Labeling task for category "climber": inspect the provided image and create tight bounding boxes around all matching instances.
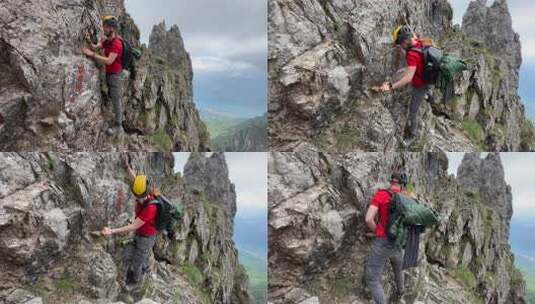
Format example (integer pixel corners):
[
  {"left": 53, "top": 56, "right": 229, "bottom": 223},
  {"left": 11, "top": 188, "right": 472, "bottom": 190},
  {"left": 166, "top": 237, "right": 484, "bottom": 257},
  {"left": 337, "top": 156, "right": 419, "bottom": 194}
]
[
  {"left": 364, "top": 172, "right": 407, "bottom": 304},
  {"left": 82, "top": 15, "right": 125, "bottom": 137},
  {"left": 375, "top": 25, "right": 433, "bottom": 147},
  {"left": 100, "top": 161, "right": 158, "bottom": 288}
]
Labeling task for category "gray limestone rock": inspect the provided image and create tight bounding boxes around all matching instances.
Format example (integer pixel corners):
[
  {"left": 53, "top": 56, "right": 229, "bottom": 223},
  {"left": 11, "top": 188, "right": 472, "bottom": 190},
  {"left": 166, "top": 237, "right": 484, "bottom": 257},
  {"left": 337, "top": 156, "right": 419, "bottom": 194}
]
[
  {"left": 0, "top": 152, "right": 251, "bottom": 303},
  {"left": 268, "top": 152, "right": 526, "bottom": 303},
  {"left": 268, "top": 0, "right": 535, "bottom": 152}
]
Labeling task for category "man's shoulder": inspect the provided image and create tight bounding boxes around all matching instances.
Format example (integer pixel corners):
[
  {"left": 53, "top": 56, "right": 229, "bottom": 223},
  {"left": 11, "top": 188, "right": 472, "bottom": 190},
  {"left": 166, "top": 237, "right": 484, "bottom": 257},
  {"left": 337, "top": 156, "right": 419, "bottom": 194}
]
[
  {"left": 112, "top": 37, "right": 123, "bottom": 48},
  {"left": 373, "top": 189, "right": 391, "bottom": 200},
  {"left": 406, "top": 48, "right": 423, "bottom": 58},
  {"left": 103, "top": 37, "right": 122, "bottom": 49}
]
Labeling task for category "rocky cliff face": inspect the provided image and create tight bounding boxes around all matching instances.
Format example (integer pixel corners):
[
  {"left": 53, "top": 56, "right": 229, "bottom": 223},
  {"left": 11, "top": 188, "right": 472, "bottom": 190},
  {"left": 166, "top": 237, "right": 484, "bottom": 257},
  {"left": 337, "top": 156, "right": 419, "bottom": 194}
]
[
  {"left": 212, "top": 114, "right": 268, "bottom": 152},
  {"left": 184, "top": 153, "right": 237, "bottom": 218},
  {"left": 268, "top": 152, "right": 526, "bottom": 303},
  {"left": 0, "top": 152, "right": 251, "bottom": 304},
  {"left": 268, "top": 0, "right": 535, "bottom": 152},
  {"left": 0, "top": 0, "right": 209, "bottom": 151}
]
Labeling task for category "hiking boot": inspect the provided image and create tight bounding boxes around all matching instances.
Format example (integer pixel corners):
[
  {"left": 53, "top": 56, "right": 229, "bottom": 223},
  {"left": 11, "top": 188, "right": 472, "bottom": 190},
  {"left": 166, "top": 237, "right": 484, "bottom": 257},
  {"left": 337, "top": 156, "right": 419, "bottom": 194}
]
[
  {"left": 142, "top": 265, "right": 150, "bottom": 275},
  {"left": 125, "top": 270, "right": 135, "bottom": 286},
  {"left": 106, "top": 126, "right": 124, "bottom": 137},
  {"left": 426, "top": 93, "right": 436, "bottom": 105},
  {"left": 125, "top": 282, "right": 137, "bottom": 292},
  {"left": 125, "top": 276, "right": 142, "bottom": 291},
  {"left": 402, "top": 136, "right": 416, "bottom": 147},
  {"left": 389, "top": 289, "right": 405, "bottom": 303}
]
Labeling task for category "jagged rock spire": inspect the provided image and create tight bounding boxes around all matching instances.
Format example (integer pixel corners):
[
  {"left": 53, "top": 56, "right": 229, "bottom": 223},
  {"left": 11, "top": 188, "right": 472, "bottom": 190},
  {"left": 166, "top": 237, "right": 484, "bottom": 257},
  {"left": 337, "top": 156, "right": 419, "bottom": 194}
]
[
  {"left": 184, "top": 153, "right": 238, "bottom": 218},
  {"left": 463, "top": 0, "right": 522, "bottom": 88},
  {"left": 457, "top": 153, "right": 513, "bottom": 235}
]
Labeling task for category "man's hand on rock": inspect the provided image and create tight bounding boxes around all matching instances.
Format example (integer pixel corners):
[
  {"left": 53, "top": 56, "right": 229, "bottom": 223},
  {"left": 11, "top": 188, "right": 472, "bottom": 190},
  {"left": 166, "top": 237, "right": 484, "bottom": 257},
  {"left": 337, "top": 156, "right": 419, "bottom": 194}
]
[
  {"left": 122, "top": 157, "right": 130, "bottom": 170},
  {"left": 365, "top": 232, "right": 375, "bottom": 238},
  {"left": 101, "top": 227, "right": 113, "bottom": 236},
  {"left": 380, "top": 82, "right": 392, "bottom": 92},
  {"left": 82, "top": 47, "right": 95, "bottom": 58}
]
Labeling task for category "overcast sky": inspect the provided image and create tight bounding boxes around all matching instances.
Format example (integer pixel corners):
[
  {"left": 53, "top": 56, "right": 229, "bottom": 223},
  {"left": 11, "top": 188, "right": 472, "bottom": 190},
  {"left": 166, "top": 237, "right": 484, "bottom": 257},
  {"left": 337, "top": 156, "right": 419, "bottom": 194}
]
[
  {"left": 447, "top": 153, "right": 535, "bottom": 219},
  {"left": 173, "top": 153, "right": 267, "bottom": 218},
  {"left": 449, "top": 0, "right": 535, "bottom": 120},
  {"left": 125, "top": 0, "right": 267, "bottom": 118}
]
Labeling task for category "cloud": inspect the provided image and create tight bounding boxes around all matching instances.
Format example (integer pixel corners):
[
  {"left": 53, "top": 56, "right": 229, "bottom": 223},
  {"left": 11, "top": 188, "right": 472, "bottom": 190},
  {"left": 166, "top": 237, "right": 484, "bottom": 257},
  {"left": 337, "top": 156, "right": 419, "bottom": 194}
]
[
  {"left": 509, "top": 2, "right": 535, "bottom": 60},
  {"left": 173, "top": 153, "right": 267, "bottom": 216},
  {"left": 448, "top": 0, "right": 471, "bottom": 25},
  {"left": 191, "top": 56, "right": 256, "bottom": 75},
  {"left": 185, "top": 35, "right": 267, "bottom": 68},
  {"left": 124, "top": 0, "right": 266, "bottom": 74}
]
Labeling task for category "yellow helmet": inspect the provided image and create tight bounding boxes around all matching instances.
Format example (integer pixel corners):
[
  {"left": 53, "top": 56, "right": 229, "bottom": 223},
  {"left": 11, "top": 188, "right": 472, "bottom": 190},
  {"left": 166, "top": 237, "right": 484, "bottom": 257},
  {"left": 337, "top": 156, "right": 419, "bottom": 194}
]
[
  {"left": 101, "top": 15, "right": 118, "bottom": 28},
  {"left": 132, "top": 175, "right": 150, "bottom": 197},
  {"left": 391, "top": 25, "right": 413, "bottom": 44}
]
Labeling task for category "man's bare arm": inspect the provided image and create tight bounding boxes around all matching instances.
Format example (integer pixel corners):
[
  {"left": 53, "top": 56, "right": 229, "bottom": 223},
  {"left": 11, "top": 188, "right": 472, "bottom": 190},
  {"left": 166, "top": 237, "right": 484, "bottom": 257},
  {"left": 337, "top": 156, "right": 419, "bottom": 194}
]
[
  {"left": 391, "top": 66, "right": 416, "bottom": 90},
  {"left": 365, "top": 205, "right": 379, "bottom": 232},
  {"left": 92, "top": 52, "right": 118, "bottom": 66},
  {"left": 101, "top": 218, "right": 145, "bottom": 236},
  {"left": 85, "top": 33, "right": 103, "bottom": 50},
  {"left": 122, "top": 157, "right": 136, "bottom": 181}
]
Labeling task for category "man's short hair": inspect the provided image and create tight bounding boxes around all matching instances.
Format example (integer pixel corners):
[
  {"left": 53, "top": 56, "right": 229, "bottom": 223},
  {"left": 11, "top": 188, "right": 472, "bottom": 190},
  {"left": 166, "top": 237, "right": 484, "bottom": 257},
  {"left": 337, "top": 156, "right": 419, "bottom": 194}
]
[{"left": 390, "top": 172, "right": 402, "bottom": 183}]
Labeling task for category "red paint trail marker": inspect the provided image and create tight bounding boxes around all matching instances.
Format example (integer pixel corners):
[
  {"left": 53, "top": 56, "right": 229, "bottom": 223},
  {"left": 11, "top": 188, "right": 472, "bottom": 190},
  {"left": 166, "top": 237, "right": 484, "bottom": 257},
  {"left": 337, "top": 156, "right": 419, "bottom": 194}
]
[{"left": 116, "top": 187, "right": 125, "bottom": 215}]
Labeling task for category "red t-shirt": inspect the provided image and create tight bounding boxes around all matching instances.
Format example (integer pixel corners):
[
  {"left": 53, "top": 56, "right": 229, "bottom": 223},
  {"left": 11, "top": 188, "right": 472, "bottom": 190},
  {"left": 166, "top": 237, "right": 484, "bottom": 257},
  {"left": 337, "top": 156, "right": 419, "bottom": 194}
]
[
  {"left": 102, "top": 37, "right": 123, "bottom": 74},
  {"left": 370, "top": 188, "right": 400, "bottom": 238},
  {"left": 135, "top": 194, "right": 158, "bottom": 236},
  {"left": 406, "top": 40, "right": 426, "bottom": 88}
]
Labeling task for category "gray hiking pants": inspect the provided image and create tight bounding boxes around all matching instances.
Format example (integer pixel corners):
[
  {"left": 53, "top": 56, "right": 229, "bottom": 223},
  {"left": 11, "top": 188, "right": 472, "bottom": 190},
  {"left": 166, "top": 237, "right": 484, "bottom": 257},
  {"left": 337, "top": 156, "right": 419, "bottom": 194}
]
[
  {"left": 125, "top": 234, "right": 156, "bottom": 283},
  {"left": 365, "top": 238, "right": 404, "bottom": 304},
  {"left": 407, "top": 85, "right": 431, "bottom": 137},
  {"left": 106, "top": 72, "right": 124, "bottom": 127}
]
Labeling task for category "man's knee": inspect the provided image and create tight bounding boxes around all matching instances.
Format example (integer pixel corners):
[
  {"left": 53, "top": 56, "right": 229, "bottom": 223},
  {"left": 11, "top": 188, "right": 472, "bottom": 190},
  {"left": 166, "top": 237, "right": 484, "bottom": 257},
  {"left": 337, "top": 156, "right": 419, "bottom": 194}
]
[{"left": 365, "top": 263, "right": 381, "bottom": 286}]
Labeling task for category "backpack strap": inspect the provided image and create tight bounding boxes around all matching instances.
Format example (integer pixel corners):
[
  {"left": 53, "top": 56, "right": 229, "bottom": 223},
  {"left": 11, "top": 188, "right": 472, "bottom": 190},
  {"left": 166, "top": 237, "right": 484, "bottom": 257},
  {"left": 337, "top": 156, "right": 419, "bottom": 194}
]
[
  {"left": 147, "top": 198, "right": 160, "bottom": 205},
  {"left": 409, "top": 47, "right": 423, "bottom": 54},
  {"left": 110, "top": 36, "right": 125, "bottom": 55},
  {"left": 408, "top": 47, "right": 427, "bottom": 66},
  {"left": 140, "top": 198, "right": 160, "bottom": 210}
]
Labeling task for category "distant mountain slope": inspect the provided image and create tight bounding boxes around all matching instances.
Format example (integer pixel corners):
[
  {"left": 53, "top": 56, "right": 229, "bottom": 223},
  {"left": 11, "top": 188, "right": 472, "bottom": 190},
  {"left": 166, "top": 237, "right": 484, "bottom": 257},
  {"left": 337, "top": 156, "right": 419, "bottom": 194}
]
[
  {"left": 200, "top": 110, "right": 247, "bottom": 139},
  {"left": 516, "top": 254, "right": 535, "bottom": 303},
  {"left": 234, "top": 210, "right": 267, "bottom": 304},
  {"left": 239, "top": 250, "right": 267, "bottom": 304},
  {"left": 212, "top": 114, "right": 267, "bottom": 151},
  {"left": 511, "top": 218, "right": 535, "bottom": 303}
]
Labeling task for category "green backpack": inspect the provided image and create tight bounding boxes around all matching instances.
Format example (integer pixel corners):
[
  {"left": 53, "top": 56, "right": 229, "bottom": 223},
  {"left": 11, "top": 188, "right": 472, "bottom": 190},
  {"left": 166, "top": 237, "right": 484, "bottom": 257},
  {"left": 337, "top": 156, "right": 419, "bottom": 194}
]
[
  {"left": 149, "top": 195, "right": 183, "bottom": 239},
  {"left": 387, "top": 192, "right": 440, "bottom": 248},
  {"left": 411, "top": 46, "right": 469, "bottom": 102}
]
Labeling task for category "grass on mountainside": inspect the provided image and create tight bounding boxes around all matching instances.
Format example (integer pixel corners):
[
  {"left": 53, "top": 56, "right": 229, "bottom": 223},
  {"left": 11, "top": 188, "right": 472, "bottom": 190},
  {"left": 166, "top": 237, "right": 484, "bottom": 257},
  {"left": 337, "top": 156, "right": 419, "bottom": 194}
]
[
  {"left": 201, "top": 115, "right": 246, "bottom": 139},
  {"left": 151, "top": 129, "right": 173, "bottom": 151},
  {"left": 461, "top": 119, "right": 484, "bottom": 148},
  {"left": 182, "top": 262, "right": 204, "bottom": 286},
  {"left": 453, "top": 266, "right": 477, "bottom": 289}
]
